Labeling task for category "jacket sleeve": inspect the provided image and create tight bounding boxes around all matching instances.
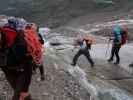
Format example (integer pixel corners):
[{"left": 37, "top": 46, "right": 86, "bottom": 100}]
[{"left": 38, "top": 34, "right": 44, "bottom": 44}]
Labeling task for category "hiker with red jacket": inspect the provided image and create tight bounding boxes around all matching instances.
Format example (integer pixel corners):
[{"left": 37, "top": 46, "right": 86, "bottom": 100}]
[
  {"left": 71, "top": 34, "right": 95, "bottom": 67},
  {"left": 108, "top": 25, "right": 128, "bottom": 65},
  {"left": 0, "top": 19, "right": 33, "bottom": 100}
]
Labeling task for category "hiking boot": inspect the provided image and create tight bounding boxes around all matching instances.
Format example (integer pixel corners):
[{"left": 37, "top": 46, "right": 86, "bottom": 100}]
[
  {"left": 114, "top": 62, "right": 119, "bottom": 65},
  {"left": 91, "top": 63, "right": 94, "bottom": 68},
  {"left": 107, "top": 59, "right": 113, "bottom": 62},
  {"left": 71, "top": 63, "right": 76, "bottom": 66},
  {"left": 129, "top": 63, "right": 133, "bottom": 67}
]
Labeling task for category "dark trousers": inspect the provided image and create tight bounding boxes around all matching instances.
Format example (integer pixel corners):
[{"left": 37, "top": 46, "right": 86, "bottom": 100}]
[
  {"left": 109, "top": 44, "right": 121, "bottom": 63},
  {"left": 1, "top": 62, "right": 32, "bottom": 100},
  {"left": 72, "top": 49, "right": 94, "bottom": 66},
  {"left": 39, "top": 65, "right": 44, "bottom": 77}
]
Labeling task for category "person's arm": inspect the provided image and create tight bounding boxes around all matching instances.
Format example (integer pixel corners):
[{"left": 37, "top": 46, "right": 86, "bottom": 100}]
[{"left": 38, "top": 34, "right": 44, "bottom": 44}]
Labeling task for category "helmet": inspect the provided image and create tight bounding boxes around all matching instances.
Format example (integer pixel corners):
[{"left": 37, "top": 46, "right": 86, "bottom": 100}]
[{"left": 8, "top": 17, "right": 17, "bottom": 28}]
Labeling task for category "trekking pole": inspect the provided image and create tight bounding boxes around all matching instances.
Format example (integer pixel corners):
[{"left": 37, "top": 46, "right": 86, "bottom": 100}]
[{"left": 105, "top": 38, "right": 111, "bottom": 57}]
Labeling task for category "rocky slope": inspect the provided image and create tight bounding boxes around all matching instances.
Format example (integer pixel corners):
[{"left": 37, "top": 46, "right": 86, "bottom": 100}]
[{"left": 1, "top": 0, "right": 133, "bottom": 28}]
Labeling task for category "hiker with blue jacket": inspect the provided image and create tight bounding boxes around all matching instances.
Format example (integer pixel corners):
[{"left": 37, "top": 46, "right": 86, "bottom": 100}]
[
  {"left": 108, "top": 25, "right": 128, "bottom": 65},
  {"left": 108, "top": 25, "right": 122, "bottom": 64}
]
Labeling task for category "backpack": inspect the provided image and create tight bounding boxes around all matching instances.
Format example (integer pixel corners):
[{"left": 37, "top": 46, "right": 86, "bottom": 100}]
[
  {"left": 0, "top": 26, "right": 28, "bottom": 67},
  {"left": 0, "top": 26, "right": 43, "bottom": 66},
  {"left": 24, "top": 26, "right": 43, "bottom": 66},
  {"left": 121, "top": 27, "right": 128, "bottom": 45},
  {"left": 83, "top": 35, "right": 95, "bottom": 49}
]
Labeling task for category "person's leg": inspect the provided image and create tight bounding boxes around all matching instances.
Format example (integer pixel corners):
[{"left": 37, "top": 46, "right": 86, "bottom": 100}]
[
  {"left": 39, "top": 65, "right": 45, "bottom": 80},
  {"left": 33, "top": 63, "right": 45, "bottom": 81},
  {"left": 108, "top": 46, "right": 115, "bottom": 62},
  {"left": 13, "top": 63, "right": 32, "bottom": 100},
  {"left": 32, "top": 63, "right": 37, "bottom": 74},
  {"left": 114, "top": 46, "right": 121, "bottom": 64},
  {"left": 72, "top": 50, "right": 82, "bottom": 66},
  {"left": 1, "top": 67, "right": 23, "bottom": 100},
  {"left": 83, "top": 49, "right": 94, "bottom": 67}
]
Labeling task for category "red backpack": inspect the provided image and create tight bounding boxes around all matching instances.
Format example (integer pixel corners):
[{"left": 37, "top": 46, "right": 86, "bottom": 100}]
[
  {"left": 0, "top": 26, "right": 28, "bottom": 67},
  {"left": 0, "top": 26, "right": 17, "bottom": 47},
  {"left": 24, "top": 26, "right": 43, "bottom": 66},
  {"left": 0, "top": 25, "right": 43, "bottom": 66},
  {"left": 121, "top": 27, "right": 128, "bottom": 45}
]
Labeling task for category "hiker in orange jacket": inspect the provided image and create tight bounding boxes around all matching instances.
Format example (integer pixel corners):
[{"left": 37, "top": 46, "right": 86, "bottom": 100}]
[{"left": 71, "top": 34, "right": 95, "bottom": 67}]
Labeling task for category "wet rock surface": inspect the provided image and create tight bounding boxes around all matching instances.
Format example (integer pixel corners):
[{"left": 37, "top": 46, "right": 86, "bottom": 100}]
[
  {"left": 30, "top": 55, "right": 90, "bottom": 100},
  {"left": 47, "top": 31, "right": 133, "bottom": 100}
]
